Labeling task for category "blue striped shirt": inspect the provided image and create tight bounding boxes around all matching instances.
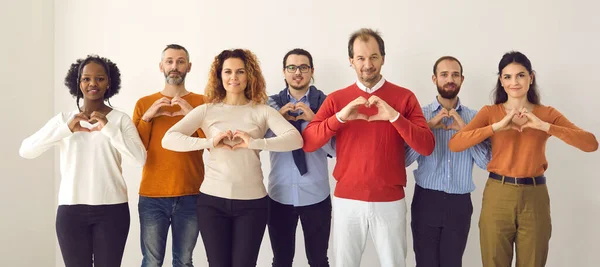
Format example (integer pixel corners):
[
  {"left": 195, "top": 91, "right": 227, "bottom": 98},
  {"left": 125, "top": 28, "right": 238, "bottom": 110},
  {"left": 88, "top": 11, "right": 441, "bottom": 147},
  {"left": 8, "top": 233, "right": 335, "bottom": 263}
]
[
  {"left": 405, "top": 98, "right": 491, "bottom": 194},
  {"left": 266, "top": 89, "right": 336, "bottom": 206}
]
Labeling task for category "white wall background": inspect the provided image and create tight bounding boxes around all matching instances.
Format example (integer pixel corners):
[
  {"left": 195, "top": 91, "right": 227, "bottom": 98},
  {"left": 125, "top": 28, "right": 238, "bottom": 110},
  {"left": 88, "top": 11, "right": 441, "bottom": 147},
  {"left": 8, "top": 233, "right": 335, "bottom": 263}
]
[
  {"left": 0, "top": 0, "right": 56, "bottom": 266},
  {"left": 3, "top": 0, "right": 599, "bottom": 266}
]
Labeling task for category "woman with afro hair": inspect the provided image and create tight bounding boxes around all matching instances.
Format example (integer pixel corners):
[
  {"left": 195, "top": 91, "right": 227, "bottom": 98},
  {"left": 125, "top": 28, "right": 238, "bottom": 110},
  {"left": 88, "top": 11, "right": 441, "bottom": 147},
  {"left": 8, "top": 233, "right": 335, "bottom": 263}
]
[
  {"left": 162, "top": 49, "right": 303, "bottom": 266},
  {"left": 19, "top": 55, "right": 146, "bottom": 267}
]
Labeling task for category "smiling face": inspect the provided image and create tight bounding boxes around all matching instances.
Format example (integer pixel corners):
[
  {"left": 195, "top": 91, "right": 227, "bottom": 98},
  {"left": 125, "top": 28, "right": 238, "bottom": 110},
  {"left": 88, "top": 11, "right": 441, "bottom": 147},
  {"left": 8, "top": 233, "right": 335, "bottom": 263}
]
[
  {"left": 221, "top": 57, "right": 248, "bottom": 95},
  {"left": 349, "top": 36, "right": 384, "bottom": 86},
  {"left": 284, "top": 54, "right": 313, "bottom": 91},
  {"left": 79, "top": 62, "right": 109, "bottom": 101},
  {"left": 499, "top": 62, "right": 533, "bottom": 100},
  {"left": 160, "top": 48, "right": 191, "bottom": 85},
  {"left": 433, "top": 59, "right": 464, "bottom": 99}
]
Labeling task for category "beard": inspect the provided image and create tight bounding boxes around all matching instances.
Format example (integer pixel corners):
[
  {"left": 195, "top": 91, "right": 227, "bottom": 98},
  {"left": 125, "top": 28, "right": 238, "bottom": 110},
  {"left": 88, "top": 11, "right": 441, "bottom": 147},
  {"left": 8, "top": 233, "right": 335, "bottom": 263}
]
[
  {"left": 437, "top": 82, "right": 461, "bottom": 99},
  {"left": 360, "top": 67, "right": 380, "bottom": 84},
  {"left": 287, "top": 76, "right": 310, "bottom": 91},
  {"left": 164, "top": 70, "right": 186, "bottom": 85}
]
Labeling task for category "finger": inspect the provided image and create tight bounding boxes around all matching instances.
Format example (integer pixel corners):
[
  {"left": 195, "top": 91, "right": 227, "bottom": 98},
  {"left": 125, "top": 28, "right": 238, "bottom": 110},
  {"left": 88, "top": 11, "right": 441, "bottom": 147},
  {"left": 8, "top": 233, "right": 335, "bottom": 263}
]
[
  {"left": 296, "top": 105, "right": 309, "bottom": 113},
  {"left": 354, "top": 97, "right": 368, "bottom": 105},
  {"left": 77, "top": 113, "right": 91, "bottom": 120},
  {"left": 157, "top": 102, "right": 171, "bottom": 109},
  {"left": 171, "top": 110, "right": 184, "bottom": 116},
  {"left": 521, "top": 112, "right": 535, "bottom": 120},
  {"left": 296, "top": 114, "right": 306, "bottom": 121},
  {"left": 295, "top": 102, "right": 309, "bottom": 111},
  {"left": 233, "top": 132, "right": 248, "bottom": 140},
  {"left": 90, "top": 112, "right": 102, "bottom": 119},
  {"left": 232, "top": 144, "right": 244, "bottom": 150},
  {"left": 367, "top": 95, "right": 380, "bottom": 102},
  {"left": 280, "top": 106, "right": 293, "bottom": 113},
  {"left": 156, "top": 98, "right": 171, "bottom": 105},
  {"left": 350, "top": 99, "right": 367, "bottom": 108}
]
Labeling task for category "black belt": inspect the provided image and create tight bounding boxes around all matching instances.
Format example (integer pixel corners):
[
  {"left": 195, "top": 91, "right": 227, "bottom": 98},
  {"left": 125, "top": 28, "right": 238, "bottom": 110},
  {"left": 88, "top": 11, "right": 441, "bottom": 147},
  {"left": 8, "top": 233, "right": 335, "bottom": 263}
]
[{"left": 489, "top": 172, "right": 546, "bottom": 185}]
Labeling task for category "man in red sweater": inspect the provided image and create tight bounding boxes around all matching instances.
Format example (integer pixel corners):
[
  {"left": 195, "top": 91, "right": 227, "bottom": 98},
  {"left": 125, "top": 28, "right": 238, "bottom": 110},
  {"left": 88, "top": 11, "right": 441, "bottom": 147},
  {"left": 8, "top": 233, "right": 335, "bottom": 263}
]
[{"left": 303, "top": 28, "right": 435, "bottom": 267}]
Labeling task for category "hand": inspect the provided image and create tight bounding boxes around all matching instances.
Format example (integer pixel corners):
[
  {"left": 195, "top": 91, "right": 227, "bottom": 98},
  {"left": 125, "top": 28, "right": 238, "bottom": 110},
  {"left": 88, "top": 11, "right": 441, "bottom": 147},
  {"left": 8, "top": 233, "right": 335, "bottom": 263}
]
[
  {"left": 232, "top": 130, "right": 251, "bottom": 150},
  {"left": 278, "top": 103, "right": 297, "bottom": 121},
  {"left": 142, "top": 97, "right": 172, "bottom": 122},
  {"left": 213, "top": 130, "right": 234, "bottom": 150},
  {"left": 170, "top": 96, "right": 193, "bottom": 116},
  {"left": 294, "top": 102, "right": 315, "bottom": 122},
  {"left": 366, "top": 95, "right": 400, "bottom": 122},
  {"left": 447, "top": 109, "right": 466, "bottom": 131},
  {"left": 428, "top": 109, "right": 449, "bottom": 130},
  {"left": 492, "top": 108, "right": 519, "bottom": 132},
  {"left": 68, "top": 113, "right": 92, "bottom": 133},
  {"left": 89, "top": 111, "right": 108, "bottom": 131},
  {"left": 337, "top": 96, "right": 369, "bottom": 121},
  {"left": 517, "top": 108, "right": 550, "bottom": 132}
]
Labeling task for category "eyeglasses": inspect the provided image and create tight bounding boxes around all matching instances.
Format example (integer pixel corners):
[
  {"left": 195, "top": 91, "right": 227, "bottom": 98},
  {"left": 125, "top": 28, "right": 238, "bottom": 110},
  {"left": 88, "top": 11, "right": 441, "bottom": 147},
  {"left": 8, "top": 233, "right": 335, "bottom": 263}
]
[{"left": 285, "top": 64, "right": 312, "bottom": 73}]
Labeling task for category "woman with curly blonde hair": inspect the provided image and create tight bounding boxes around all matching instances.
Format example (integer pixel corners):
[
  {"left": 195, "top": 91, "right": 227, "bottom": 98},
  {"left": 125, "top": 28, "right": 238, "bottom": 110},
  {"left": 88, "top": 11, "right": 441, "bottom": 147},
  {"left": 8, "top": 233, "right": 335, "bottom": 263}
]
[{"left": 162, "top": 49, "right": 303, "bottom": 266}]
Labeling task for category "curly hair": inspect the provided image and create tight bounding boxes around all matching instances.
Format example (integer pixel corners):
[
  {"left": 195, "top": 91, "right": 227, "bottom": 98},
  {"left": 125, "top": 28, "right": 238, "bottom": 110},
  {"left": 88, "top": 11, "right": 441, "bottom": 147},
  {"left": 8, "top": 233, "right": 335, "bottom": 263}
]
[
  {"left": 205, "top": 49, "right": 267, "bottom": 104},
  {"left": 64, "top": 55, "right": 122, "bottom": 110}
]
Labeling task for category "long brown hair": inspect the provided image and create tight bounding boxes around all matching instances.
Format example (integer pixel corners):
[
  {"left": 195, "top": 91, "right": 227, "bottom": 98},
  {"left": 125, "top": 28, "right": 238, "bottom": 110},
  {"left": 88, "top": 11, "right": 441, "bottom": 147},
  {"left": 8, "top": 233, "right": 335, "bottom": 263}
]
[
  {"left": 205, "top": 49, "right": 267, "bottom": 104},
  {"left": 492, "top": 51, "right": 540, "bottom": 104}
]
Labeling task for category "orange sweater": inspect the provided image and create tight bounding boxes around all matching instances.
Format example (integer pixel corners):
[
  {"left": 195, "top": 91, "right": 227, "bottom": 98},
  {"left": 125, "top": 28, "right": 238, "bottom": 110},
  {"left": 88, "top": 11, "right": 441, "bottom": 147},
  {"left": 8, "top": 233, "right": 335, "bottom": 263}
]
[
  {"left": 449, "top": 104, "right": 598, "bottom": 177},
  {"left": 133, "top": 92, "right": 206, "bottom": 197}
]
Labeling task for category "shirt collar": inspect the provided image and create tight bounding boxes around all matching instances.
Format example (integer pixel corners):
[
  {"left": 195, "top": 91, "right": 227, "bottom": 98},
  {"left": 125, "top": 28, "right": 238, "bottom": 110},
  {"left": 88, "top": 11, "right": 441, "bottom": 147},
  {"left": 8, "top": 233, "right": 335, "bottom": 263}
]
[
  {"left": 430, "top": 96, "right": 463, "bottom": 112},
  {"left": 287, "top": 87, "right": 310, "bottom": 103},
  {"left": 356, "top": 76, "right": 386, "bottom": 93}
]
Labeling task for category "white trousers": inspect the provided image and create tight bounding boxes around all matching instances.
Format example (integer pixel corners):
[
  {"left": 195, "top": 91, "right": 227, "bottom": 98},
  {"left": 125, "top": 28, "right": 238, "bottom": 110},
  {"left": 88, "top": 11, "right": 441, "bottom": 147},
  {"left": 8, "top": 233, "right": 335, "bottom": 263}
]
[{"left": 332, "top": 196, "right": 407, "bottom": 267}]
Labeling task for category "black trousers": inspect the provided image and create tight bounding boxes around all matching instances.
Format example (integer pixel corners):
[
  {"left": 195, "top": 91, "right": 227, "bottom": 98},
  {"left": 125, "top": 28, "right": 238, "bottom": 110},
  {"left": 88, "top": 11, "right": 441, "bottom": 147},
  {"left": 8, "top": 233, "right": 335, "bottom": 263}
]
[
  {"left": 197, "top": 192, "right": 269, "bottom": 267},
  {"left": 411, "top": 185, "right": 472, "bottom": 267},
  {"left": 56, "top": 203, "right": 130, "bottom": 267},
  {"left": 268, "top": 196, "right": 331, "bottom": 267}
]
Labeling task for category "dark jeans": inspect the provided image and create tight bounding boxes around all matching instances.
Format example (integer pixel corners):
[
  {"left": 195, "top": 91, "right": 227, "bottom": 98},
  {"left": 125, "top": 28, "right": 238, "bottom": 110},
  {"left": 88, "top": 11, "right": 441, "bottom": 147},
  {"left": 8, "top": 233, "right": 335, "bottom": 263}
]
[
  {"left": 268, "top": 196, "right": 331, "bottom": 267},
  {"left": 56, "top": 203, "right": 130, "bottom": 267},
  {"left": 411, "top": 185, "right": 472, "bottom": 267},
  {"left": 197, "top": 192, "right": 269, "bottom": 267}
]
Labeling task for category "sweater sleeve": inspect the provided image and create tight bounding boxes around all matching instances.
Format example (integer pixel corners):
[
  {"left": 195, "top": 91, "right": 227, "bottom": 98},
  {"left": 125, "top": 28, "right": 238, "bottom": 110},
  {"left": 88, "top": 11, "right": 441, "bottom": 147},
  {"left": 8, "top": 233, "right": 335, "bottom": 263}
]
[
  {"left": 248, "top": 105, "right": 303, "bottom": 151},
  {"left": 162, "top": 105, "right": 214, "bottom": 152},
  {"left": 546, "top": 107, "right": 598, "bottom": 152},
  {"left": 132, "top": 99, "right": 152, "bottom": 150},
  {"left": 19, "top": 113, "right": 73, "bottom": 159},
  {"left": 390, "top": 93, "right": 435, "bottom": 156},
  {"left": 302, "top": 96, "right": 344, "bottom": 152},
  {"left": 449, "top": 106, "right": 495, "bottom": 152},
  {"left": 100, "top": 113, "right": 147, "bottom": 166}
]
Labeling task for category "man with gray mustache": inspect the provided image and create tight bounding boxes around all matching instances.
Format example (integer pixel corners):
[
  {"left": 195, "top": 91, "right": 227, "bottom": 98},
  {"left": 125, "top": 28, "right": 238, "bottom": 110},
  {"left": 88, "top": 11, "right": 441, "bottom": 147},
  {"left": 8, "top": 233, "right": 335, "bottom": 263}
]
[{"left": 132, "top": 44, "right": 207, "bottom": 267}]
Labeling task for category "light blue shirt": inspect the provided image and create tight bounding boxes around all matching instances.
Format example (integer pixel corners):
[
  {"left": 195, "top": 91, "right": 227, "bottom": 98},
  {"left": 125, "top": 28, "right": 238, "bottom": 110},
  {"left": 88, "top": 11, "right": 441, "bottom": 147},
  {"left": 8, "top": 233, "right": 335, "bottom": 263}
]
[
  {"left": 405, "top": 98, "right": 491, "bottom": 194},
  {"left": 266, "top": 89, "right": 336, "bottom": 206}
]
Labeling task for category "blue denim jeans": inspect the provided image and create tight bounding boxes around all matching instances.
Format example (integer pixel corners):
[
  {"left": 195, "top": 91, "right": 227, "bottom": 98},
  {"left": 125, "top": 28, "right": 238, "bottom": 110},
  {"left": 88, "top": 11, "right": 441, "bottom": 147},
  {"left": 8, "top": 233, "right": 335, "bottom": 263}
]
[{"left": 139, "top": 195, "right": 200, "bottom": 267}]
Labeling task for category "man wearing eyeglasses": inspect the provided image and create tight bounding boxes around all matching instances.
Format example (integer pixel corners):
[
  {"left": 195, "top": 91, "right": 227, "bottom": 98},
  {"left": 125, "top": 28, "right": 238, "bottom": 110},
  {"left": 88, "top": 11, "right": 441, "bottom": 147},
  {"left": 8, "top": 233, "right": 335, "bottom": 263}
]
[{"left": 266, "top": 48, "right": 335, "bottom": 267}]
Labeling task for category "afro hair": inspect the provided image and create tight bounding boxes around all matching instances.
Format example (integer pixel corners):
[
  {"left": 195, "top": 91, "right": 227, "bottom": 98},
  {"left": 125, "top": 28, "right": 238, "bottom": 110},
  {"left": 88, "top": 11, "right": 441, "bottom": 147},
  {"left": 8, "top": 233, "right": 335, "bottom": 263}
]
[{"left": 64, "top": 55, "right": 122, "bottom": 103}]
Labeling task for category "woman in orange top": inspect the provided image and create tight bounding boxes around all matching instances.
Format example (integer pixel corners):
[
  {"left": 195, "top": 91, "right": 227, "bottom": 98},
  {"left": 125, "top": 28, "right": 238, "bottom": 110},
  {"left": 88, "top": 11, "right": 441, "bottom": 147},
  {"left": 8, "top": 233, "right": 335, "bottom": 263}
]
[{"left": 448, "top": 51, "right": 597, "bottom": 267}]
